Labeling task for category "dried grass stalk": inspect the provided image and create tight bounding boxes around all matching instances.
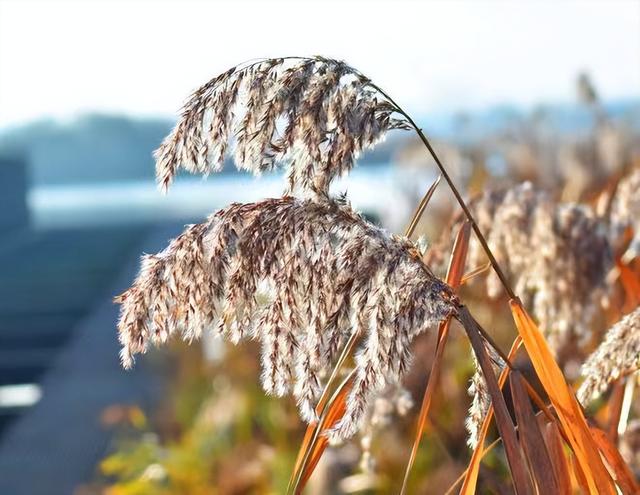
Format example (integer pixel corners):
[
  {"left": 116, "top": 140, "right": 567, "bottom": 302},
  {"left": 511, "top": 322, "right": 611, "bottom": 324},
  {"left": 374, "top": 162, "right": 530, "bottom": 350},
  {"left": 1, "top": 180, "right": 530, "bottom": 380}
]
[
  {"left": 154, "top": 57, "right": 410, "bottom": 195},
  {"left": 578, "top": 307, "right": 640, "bottom": 405},
  {"left": 116, "top": 196, "right": 455, "bottom": 439}
]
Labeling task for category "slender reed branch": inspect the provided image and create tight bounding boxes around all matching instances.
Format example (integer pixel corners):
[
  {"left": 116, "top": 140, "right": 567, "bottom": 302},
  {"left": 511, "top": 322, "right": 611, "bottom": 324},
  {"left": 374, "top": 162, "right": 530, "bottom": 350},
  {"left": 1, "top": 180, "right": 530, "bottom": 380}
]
[
  {"left": 363, "top": 81, "right": 517, "bottom": 300},
  {"left": 617, "top": 374, "right": 635, "bottom": 438},
  {"left": 405, "top": 175, "right": 441, "bottom": 238}
]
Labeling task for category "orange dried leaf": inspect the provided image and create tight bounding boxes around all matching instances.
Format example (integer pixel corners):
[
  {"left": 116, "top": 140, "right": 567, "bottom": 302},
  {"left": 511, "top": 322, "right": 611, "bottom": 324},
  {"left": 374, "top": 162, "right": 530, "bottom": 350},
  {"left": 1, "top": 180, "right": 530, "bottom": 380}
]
[
  {"left": 446, "top": 221, "right": 472, "bottom": 287},
  {"left": 458, "top": 308, "right": 533, "bottom": 495},
  {"left": 509, "top": 300, "right": 616, "bottom": 495},
  {"left": 400, "top": 221, "right": 471, "bottom": 494},
  {"left": 590, "top": 426, "right": 640, "bottom": 495},
  {"left": 291, "top": 421, "right": 317, "bottom": 483},
  {"left": 510, "top": 371, "right": 559, "bottom": 493},
  {"left": 540, "top": 420, "right": 573, "bottom": 495},
  {"left": 290, "top": 372, "right": 355, "bottom": 495},
  {"left": 617, "top": 258, "right": 640, "bottom": 308}
]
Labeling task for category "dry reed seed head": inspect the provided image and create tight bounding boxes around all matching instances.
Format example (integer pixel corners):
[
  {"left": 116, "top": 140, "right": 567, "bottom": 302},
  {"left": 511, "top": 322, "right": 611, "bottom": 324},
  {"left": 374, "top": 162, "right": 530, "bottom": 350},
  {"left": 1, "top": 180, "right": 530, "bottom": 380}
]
[
  {"left": 116, "top": 196, "right": 456, "bottom": 440},
  {"left": 465, "top": 345, "right": 505, "bottom": 449},
  {"left": 445, "top": 182, "right": 613, "bottom": 355},
  {"left": 154, "top": 57, "right": 411, "bottom": 196},
  {"left": 608, "top": 168, "right": 640, "bottom": 259},
  {"left": 577, "top": 306, "right": 640, "bottom": 405},
  {"left": 465, "top": 365, "right": 491, "bottom": 449}
]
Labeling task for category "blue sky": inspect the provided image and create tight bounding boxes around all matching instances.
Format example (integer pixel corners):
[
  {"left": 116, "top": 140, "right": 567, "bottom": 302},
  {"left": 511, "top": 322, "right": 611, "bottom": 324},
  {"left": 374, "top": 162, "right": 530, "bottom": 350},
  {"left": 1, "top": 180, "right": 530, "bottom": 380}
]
[{"left": 0, "top": 0, "right": 638, "bottom": 128}]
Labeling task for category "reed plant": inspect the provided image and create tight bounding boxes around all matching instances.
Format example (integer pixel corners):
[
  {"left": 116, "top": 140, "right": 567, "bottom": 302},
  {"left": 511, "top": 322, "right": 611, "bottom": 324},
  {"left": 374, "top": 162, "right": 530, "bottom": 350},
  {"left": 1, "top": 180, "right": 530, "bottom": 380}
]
[{"left": 115, "top": 57, "right": 639, "bottom": 494}]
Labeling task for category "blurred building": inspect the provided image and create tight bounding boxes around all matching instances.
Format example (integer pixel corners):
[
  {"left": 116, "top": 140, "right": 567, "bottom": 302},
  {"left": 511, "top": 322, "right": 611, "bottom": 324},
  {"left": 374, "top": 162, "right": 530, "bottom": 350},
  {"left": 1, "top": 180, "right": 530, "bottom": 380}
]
[{"left": 0, "top": 156, "right": 166, "bottom": 494}]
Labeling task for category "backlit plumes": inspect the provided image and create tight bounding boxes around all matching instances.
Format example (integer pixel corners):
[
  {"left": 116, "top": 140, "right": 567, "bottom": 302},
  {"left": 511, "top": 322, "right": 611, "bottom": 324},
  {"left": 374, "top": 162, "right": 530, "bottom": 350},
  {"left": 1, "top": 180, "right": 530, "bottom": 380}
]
[
  {"left": 577, "top": 307, "right": 640, "bottom": 405},
  {"left": 154, "top": 57, "right": 411, "bottom": 194},
  {"left": 465, "top": 346, "right": 504, "bottom": 449},
  {"left": 608, "top": 168, "right": 640, "bottom": 259},
  {"left": 116, "top": 196, "right": 455, "bottom": 439},
  {"left": 465, "top": 364, "right": 491, "bottom": 449},
  {"left": 441, "top": 182, "right": 613, "bottom": 355}
]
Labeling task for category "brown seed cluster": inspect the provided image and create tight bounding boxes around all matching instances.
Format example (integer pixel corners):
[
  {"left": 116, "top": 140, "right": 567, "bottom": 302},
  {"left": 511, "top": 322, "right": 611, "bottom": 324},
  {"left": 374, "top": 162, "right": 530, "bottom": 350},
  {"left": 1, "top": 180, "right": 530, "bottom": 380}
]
[
  {"left": 578, "top": 307, "right": 640, "bottom": 405},
  {"left": 116, "top": 196, "right": 455, "bottom": 439},
  {"left": 154, "top": 57, "right": 410, "bottom": 196}
]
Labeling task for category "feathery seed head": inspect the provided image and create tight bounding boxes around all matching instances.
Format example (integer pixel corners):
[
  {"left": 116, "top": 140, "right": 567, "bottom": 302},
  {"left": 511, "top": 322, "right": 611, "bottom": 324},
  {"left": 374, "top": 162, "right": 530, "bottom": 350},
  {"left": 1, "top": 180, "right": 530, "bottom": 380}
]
[
  {"left": 608, "top": 168, "right": 640, "bottom": 259},
  {"left": 154, "top": 57, "right": 411, "bottom": 196},
  {"left": 577, "top": 307, "right": 640, "bottom": 405},
  {"left": 116, "top": 196, "right": 455, "bottom": 439},
  {"left": 438, "top": 182, "right": 613, "bottom": 356}
]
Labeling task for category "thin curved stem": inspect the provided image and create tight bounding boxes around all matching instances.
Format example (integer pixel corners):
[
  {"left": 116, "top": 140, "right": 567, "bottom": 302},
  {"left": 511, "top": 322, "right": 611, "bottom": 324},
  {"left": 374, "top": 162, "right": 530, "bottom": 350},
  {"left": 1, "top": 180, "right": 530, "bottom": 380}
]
[
  {"left": 405, "top": 174, "right": 442, "bottom": 238},
  {"left": 367, "top": 81, "right": 516, "bottom": 300},
  {"left": 197, "top": 55, "right": 518, "bottom": 302}
]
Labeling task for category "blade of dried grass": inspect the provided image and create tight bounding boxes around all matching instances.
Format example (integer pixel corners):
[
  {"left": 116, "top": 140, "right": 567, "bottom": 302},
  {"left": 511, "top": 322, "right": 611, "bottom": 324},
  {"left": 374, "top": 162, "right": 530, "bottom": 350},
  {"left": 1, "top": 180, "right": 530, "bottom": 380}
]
[
  {"left": 288, "top": 318, "right": 364, "bottom": 492},
  {"left": 617, "top": 373, "right": 635, "bottom": 438},
  {"left": 289, "top": 371, "right": 356, "bottom": 495},
  {"left": 400, "top": 221, "right": 471, "bottom": 494},
  {"left": 458, "top": 307, "right": 534, "bottom": 495},
  {"left": 444, "top": 438, "right": 501, "bottom": 495},
  {"left": 606, "top": 380, "right": 625, "bottom": 442},
  {"left": 460, "top": 262, "right": 492, "bottom": 285},
  {"left": 540, "top": 420, "right": 573, "bottom": 494},
  {"left": 509, "top": 371, "right": 559, "bottom": 493},
  {"left": 405, "top": 175, "right": 442, "bottom": 238},
  {"left": 590, "top": 426, "right": 640, "bottom": 495},
  {"left": 616, "top": 258, "right": 640, "bottom": 308},
  {"left": 509, "top": 300, "right": 617, "bottom": 495},
  {"left": 459, "top": 335, "right": 523, "bottom": 495}
]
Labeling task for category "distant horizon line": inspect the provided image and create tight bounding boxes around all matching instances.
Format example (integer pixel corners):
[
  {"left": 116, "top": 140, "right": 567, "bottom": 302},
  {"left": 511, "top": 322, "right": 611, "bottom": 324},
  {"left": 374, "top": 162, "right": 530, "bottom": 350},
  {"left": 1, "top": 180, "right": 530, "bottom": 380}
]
[{"left": 1, "top": 95, "right": 639, "bottom": 137}]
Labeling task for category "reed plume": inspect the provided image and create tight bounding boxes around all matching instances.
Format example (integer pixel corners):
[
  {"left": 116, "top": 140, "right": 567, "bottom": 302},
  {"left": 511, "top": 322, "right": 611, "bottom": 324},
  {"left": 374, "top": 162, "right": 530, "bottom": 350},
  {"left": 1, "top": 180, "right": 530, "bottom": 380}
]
[
  {"left": 437, "top": 182, "right": 612, "bottom": 354},
  {"left": 577, "top": 306, "right": 640, "bottom": 405},
  {"left": 608, "top": 168, "right": 640, "bottom": 258},
  {"left": 116, "top": 196, "right": 456, "bottom": 440},
  {"left": 465, "top": 358, "right": 492, "bottom": 448},
  {"left": 154, "top": 57, "right": 411, "bottom": 196},
  {"left": 433, "top": 182, "right": 613, "bottom": 446},
  {"left": 465, "top": 345, "right": 505, "bottom": 448}
]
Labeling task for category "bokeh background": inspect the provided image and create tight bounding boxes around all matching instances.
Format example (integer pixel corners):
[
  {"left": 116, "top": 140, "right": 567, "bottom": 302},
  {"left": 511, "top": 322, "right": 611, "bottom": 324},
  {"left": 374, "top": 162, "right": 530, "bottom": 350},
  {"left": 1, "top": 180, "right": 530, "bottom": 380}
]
[{"left": 0, "top": 1, "right": 639, "bottom": 493}]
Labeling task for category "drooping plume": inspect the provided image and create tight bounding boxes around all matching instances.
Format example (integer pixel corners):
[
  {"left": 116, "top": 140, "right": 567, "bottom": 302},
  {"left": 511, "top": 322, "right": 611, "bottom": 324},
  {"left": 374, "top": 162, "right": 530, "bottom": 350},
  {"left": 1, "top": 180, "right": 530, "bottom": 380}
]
[
  {"left": 608, "top": 167, "right": 640, "bottom": 259},
  {"left": 577, "top": 306, "right": 640, "bottom": 405},
  {"left": 430, "top": 182, "right": 614, "bottom": 447},
  {"left": 154, "top": 57, "right": 411, "bottom": 195},
  {"left": 433, "top": 182, "right": 613, "bottom": 355},
  {"left": 116, "top": 196, "right": 456, "bottom": 440}
]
